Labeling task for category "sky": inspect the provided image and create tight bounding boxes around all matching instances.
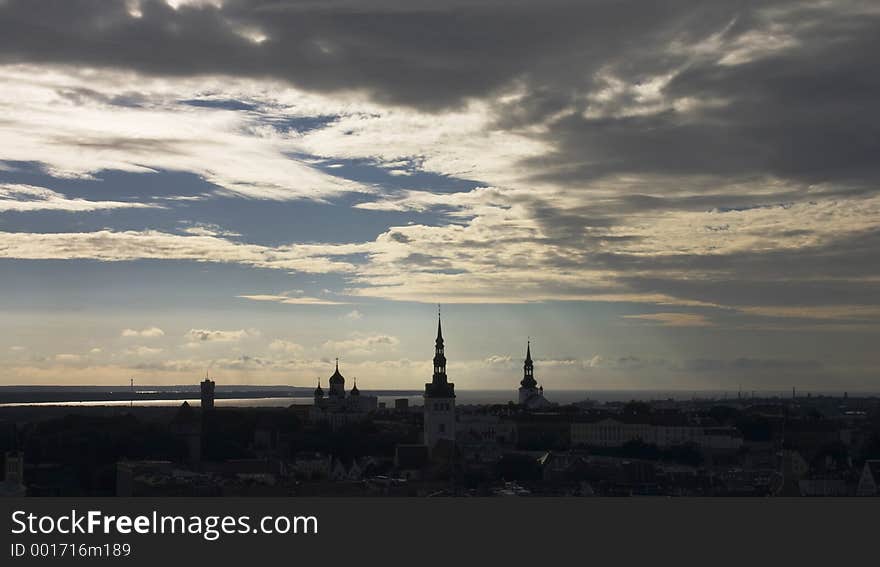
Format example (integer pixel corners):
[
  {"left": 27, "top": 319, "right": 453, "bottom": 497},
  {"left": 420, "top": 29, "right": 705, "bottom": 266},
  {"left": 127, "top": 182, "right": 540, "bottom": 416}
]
[{"left": 0, "top": 0, "right": 878, "bottom": 392}]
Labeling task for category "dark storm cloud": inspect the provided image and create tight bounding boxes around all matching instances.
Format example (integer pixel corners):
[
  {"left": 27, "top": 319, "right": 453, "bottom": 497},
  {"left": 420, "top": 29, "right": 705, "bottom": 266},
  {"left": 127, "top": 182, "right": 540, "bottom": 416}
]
[
  {"left": 2, "top": 0, "right": 877, "bottom": 187},
  {"left": 0, "top": 0, "right": 752, "bottom": 110},
  {"left": 518, "top": 2, "right": 880, "bottom": 188}
]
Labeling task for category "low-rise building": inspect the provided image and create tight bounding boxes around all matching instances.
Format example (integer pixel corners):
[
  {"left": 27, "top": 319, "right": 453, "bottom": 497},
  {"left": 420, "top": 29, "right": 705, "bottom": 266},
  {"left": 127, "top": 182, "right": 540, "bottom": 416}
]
[{"left": 571, "top": 418, "right": 742, "bottom": 450}]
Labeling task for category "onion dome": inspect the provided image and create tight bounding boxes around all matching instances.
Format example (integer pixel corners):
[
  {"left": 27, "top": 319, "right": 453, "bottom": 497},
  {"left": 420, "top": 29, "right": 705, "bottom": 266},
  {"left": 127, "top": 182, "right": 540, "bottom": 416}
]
[
  {"left": 351, "top": 378, "right": 360, "bottom": 396},
  {"left": 314, "top": 380, "right": 324, "bottom": 397},
  {"left": 329, "top": 358, "right": 345, "bottom": 385}
]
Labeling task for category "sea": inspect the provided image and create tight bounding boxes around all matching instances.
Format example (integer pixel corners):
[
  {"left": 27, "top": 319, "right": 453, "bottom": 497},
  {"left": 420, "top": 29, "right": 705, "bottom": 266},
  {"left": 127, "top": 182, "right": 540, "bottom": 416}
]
[{"left": 0, "top": 388, "right": 859, "bottom": 408}]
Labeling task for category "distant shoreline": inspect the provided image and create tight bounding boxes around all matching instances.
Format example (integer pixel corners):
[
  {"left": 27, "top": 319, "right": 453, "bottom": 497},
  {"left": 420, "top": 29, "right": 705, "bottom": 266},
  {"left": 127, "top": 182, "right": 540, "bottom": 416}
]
[
  {"left": 0, "top": 385, "right": 421, "bottom": 405},
  {"left": 0, "top": 385, "right": 876, "bottom": 406}
]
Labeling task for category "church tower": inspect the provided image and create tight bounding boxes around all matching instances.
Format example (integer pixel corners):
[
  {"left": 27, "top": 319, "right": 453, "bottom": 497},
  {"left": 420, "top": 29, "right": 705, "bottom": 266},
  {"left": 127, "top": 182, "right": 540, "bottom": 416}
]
[
  {"left": 517, "top": 341, "right": 551, "bottom": 408},
  {"left": 313, "top": 379, "right": 325, "bottom": 406},
  {"left": 328, "top": 358, "right": 346, "bottom": 399},
  {"left": 424, "top": 309, "right": 455, "bottom": 450},
  {"left": 518, "top": 341, "right": 538, "bottom": 404}
]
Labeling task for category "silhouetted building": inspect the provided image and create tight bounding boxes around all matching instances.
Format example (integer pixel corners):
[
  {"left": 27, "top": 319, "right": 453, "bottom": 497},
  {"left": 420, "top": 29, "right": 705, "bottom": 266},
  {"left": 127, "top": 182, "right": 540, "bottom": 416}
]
[
  {"left": 458, "top": 413, "right": 517, "bottom": 447},
  {"left": 517, "top": 341, "right": 553, "bottom": 409},
  {"left": 200, "top": 375, "right": 215, "bottom": 411},
  {"left": 571, "top": 418, "right": 742, "bottom": 450},
  {"left": 424, "top": 311, "right": 455, "bottom": 451},
  {"left": 329, "top": 358, "right": 345, "bottom": 399},
  {"left": 171, "top": 401, "right": 201, "bottom": 465},
  {"left": 395, "top": 398, "right": 409, "bottom": 411},
  {"left": 311, "top": 360, "right": 378, "bottom": 428}
]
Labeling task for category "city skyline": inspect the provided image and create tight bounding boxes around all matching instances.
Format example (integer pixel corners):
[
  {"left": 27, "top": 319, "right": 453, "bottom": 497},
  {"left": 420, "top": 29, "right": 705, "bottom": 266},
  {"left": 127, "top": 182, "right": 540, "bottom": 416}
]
[{"left": 2, "top": 0, "right": 879, "bottom": 390}]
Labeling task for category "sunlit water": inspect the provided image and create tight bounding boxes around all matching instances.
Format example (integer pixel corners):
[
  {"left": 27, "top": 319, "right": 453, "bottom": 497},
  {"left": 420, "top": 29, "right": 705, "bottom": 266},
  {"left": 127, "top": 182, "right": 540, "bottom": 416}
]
[{"left": 0, "top": 389, "right": 852, "bottom": 408}]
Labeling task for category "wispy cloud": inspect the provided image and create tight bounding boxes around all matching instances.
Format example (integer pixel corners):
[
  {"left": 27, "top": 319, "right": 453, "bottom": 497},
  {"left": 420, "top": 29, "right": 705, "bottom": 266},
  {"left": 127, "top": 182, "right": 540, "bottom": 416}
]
[
  {"left": 238, "top": 294, "right": 351, "bottom": 306},
  {"left": 0, "top": 230, "right": 362, "bottom": 274},
  {"left": 0, "top": 183, "right": 160, "bottom": 212},
  {"left": 622, "top": 313, "right": 714, "bottom": 327}
]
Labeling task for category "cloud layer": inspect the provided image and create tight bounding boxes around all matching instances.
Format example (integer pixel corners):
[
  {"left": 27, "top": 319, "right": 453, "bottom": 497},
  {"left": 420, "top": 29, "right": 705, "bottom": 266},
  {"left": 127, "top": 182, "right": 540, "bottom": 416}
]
[{"left": 1, "top": 0, "right": 879, "bottom": 387}]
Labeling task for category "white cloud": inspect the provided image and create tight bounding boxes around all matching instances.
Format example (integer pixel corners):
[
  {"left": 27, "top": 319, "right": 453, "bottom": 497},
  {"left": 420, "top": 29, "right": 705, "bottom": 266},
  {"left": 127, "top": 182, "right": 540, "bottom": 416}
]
[
  {"left": 299, "top": 99, "right": 549, "bottom": 190},
  {"left": 4, "top": 186, "right": 877, "bottom": 310},
  {"left": 185, "top": 328, "right": 257, "bottom": 343},
  {"left": 0, "top": 230, "right": 363, "bottom": 274},
  {"left": 0, "top": 65, "right": 371, "bottom": 201},
  {"left": 238, "top": 294, "right": 351, "bottom": 305},
  {"left": 344, "top": 309, "right": 364, "bottom": 320},
  {"left": 0, "top": 183, "right": 161, "bottom": 212},
  {"left": 181, "top": 223, "right": 242, "bottom": 237},
  {"left": 121, "top": 326, "right": 165, "bottom": 338}
]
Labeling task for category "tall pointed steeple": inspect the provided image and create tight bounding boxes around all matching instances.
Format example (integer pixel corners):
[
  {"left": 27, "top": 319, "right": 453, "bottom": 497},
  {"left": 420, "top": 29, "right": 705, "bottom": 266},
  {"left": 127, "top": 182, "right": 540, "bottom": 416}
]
[
  {"left": 435, "top": 304, "right": 444, "bottom": 349},
  {"left": 423, "top": 308, "right": 456, "bottom": 450},
  {"left": 521, "top": 340, "right": 537, "bottom": 388},
  {"left": 433, "top": 308, "right": 446, "bottom": 379},
  {"left": 425, "top": 306, "right": 454, "bottom": 398}
]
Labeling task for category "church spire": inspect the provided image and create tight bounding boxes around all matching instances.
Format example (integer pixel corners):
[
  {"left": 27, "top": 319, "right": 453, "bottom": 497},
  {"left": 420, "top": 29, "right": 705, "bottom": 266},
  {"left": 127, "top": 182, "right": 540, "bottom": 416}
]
[
  {"left": 521, "top": 340, "right": 537, "bottom": 389},
  {"left": 436, "top": 305, "right": 443, "bottom": 345},
  {"left": 425, "top": 306, "right": 454, "bottom": 398},
  {"left": 433, "top": 308, "right": 446, "bottom": 375}
]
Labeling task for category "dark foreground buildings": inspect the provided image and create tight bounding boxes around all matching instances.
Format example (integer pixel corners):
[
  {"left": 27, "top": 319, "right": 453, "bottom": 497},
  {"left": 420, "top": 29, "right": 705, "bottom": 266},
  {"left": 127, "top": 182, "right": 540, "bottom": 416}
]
[{"left": 1, "top": 313, "right": 880, "bottom": 497}]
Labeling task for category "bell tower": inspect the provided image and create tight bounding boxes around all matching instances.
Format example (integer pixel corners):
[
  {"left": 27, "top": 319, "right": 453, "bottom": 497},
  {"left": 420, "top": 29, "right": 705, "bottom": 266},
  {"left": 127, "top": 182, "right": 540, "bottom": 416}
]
[
  {"left": 518, "top": 340, "right": 539, "bottom": 404},
  {"left": 424, "top": 308, "right": 455, "bottom": 450}
]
